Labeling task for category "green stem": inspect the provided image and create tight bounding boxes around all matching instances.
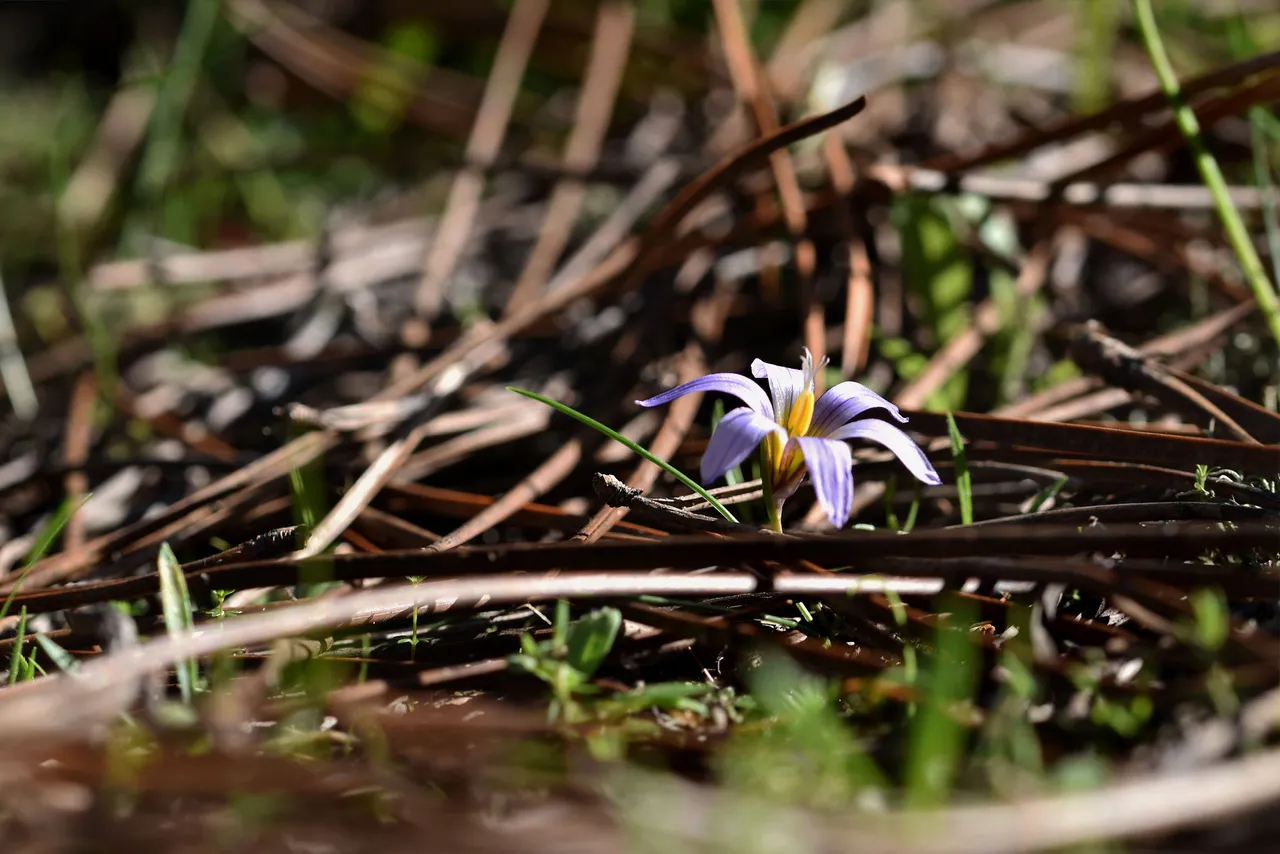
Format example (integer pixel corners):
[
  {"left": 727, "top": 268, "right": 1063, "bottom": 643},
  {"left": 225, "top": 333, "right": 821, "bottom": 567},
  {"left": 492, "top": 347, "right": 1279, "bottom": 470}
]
[
  {"left": 1131, "top": 0, "right": 1280, "bottom": 348},
  {"left": 760, "top": 445, "right": 783, "bottom": 533}
]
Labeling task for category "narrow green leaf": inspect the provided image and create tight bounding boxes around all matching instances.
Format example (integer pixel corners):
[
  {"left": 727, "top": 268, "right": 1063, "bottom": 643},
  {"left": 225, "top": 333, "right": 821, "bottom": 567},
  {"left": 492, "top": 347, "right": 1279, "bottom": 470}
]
[
  {"left": 945, "top": 412, "right": 973, "bottom": 526},
  {"left": 552, "top": 598, "right": 571, "bottom": 650},
  {"left": 604, "top": 681, "right": 715, "bottom": 715},
  {"left": 133, "top": 0, "right": 221, "bottom": 198},
  {"left": 620, "top": 681, "right": 712, "bottom": 705},
  {"left": 7, "top": 608, "right": 28, "bottom": 686},
  {"left": 1249, "top": 112, "right": 1280, "bottom": 290},
  {"left": 902, "top": 482, "right": 922, "bottom": 534},
  {"left": 883, "top": 588, "right": 909, "bottom": 629},
  {"left": 1132, "top": 0, "right": 1280, "bottom": 348},
  {"left": 35, "top": 633, "right": 79, "bottom": 674},
  {"left": 157, "top": 542, "right": 199, "bottom": 704},
  {"left": 507, "top": 386, "right": 738, "bottom": 522},
  {"left": 0, "top": 494, "right": 91, "bottom": 621},
  {"left": 883, "top": 476, "right": 901, "bottom": 531},
  {"left": 287, "top": 441, "right": 328, "bottom": 547},
  {"left": 1027, "top": 476, "right": 1068, "bottom": 514}
]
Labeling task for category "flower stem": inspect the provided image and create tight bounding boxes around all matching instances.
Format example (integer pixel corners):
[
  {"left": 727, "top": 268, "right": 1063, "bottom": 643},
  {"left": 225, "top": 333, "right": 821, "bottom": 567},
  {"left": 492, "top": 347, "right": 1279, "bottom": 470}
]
[
  {"left": 760, "top": 445, "right": 783, "bottom": 533},
  {"left": 1131, "top": 0, "right": 1280, "bottom": 349}
]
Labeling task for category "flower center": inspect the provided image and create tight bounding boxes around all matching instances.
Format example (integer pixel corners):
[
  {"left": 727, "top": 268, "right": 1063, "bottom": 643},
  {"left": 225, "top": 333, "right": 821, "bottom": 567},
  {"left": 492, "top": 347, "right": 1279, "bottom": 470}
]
[{"left": 786, "top": 389, "right": 814, "bottom": 437}]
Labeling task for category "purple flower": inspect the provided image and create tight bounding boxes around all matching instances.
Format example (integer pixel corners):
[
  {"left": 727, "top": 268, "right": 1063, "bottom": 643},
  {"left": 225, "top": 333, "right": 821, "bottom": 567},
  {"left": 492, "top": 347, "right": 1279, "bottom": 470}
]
[{"left": 637, "top": 349, "right": 941, "bottom": 529}]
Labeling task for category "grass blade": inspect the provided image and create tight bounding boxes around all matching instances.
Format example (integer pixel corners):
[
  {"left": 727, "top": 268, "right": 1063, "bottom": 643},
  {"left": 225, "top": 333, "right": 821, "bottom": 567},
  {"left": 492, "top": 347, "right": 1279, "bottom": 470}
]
[
  {"left": 7, "top": 608, "right": 28, "bottom": 686},
  {"left": 0, "top": 270, "right": 37, "bottom": 420},
  {"left": 945, "top": 412, "right": 973, "bottom": 526},
  {"left": 507, "top": 386, "right": 738, "bottom": 522},
  {"left": 35, "top": 633, "right": 79, "bottom": 674},
  {"left": 157, "top": 542, "right": 199, "bottom": 704},
  {"left": 0, "top": 494, "right": 90, "bottom": 621},
  {"left": 1132, "top": 0, "right": 1280, "bottom": 348},
  {"left": 904, "top": 596, "right": 980, "bottom": 808}
]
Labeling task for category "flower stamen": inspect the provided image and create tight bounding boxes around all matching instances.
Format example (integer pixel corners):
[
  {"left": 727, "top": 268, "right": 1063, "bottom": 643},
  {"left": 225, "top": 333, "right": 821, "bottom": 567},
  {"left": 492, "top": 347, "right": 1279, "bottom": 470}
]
[{"left": 799, "top": 347, "right": 830, "bottom": 397}]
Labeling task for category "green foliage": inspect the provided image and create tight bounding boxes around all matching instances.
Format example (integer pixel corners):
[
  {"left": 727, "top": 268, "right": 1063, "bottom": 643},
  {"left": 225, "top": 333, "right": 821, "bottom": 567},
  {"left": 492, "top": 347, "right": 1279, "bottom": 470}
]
[
  {"left": 883, "top": 476, "right": 922, "bottom": 533},
  {"left": 133, "top": 0, "right": 221, "bottom": 201},
  {"left": 350, "top": 21, "right": 440, "bottom": 134},
  {"left": 509, "top": 602, "right": 623, "bottom": 723},
  {"left": 565, "top": 606, "right": 623, "bottom": 679},
  {"left": 510, "top": 603, "right": 717, "bottom": 730},
  {"left": 1182, "top": 587, "right": 1230, "bottom": 651},
  {"left": 125, "top": 0, "right": 225, "bottom": 252},
  {"left": 903, "top": 597, "right": 981, "bottom": 808},
  {"left": 1074, "top": 0, "right": 1121, "bottom": 113},
  {"left": 206, "top": 589, "right": 239, "bottom": 619},
  {"left": 594, "top": 680, "right": 718, "bottom": 719},
  {"left": 271, "top": 642, "right": 352, "bottom": 753},
  {"left": 893, "top": 194, "right": 971, "bottom": 411},
  {"left": 102, "top": 716, "right": 158, "bottom": 814},
  {"left": 1070, "top": 651, "right": 1155, "bottom": 739},
  {"left": 1034, "top": 358, "right": 1083, "bottom": 392},
  {"left": 974, "top": 607, "right": 1046, "bottom": 798},
  {"left": 1091, "top": 693, "right": 1154, "bottom": 738},
  {"left": 717, "top": 649, "right": 887, "bottom": 810},
  {"left": 882, "top": 587, "right": 918, "bottom": 687},
  {"left": 891, "top": 192, "right": 1046, "bottom": 408}
]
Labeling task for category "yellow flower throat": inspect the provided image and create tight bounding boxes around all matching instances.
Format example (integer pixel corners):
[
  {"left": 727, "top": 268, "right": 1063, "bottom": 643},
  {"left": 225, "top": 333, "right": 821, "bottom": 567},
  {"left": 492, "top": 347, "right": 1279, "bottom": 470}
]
[
  {"left": 766, "top": 389, "right": 814, "bottom": 480},
  {"left": 787, "top": 389, "right": 815, "bottom": 436}
]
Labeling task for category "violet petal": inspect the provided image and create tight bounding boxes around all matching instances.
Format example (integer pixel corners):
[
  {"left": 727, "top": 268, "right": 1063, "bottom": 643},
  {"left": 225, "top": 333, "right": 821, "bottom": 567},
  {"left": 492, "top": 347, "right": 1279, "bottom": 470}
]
[
  {"left": 700, "top": 407, "right": 785, "bottom": 484},
  {"left": 827, "top": 419, "right": 942, "bottom": 485},
  {"left": 809, "top": 381, "right": 908, "bottom": 436},
  {"left": 750, "top": 358, "right": 807, "bottom": 425},
  {"left": 636, "top": 372, "right": 773, "bottom": 420},
  {"left": 795, "top": 436, "right": 854, "bottom": 529}
]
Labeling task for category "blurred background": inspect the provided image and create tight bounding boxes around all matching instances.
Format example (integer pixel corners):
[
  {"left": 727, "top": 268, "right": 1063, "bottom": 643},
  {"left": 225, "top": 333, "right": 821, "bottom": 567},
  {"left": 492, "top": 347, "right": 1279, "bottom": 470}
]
[
  {"left": 2, "top": 0, "right": 1278, "bottom": 559},
  {"left": 3, "top": 0, "right": 1276, "bottom": 349},
  {"left": 0, "top": 3, "right": 1279, "bottom": 852}
]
